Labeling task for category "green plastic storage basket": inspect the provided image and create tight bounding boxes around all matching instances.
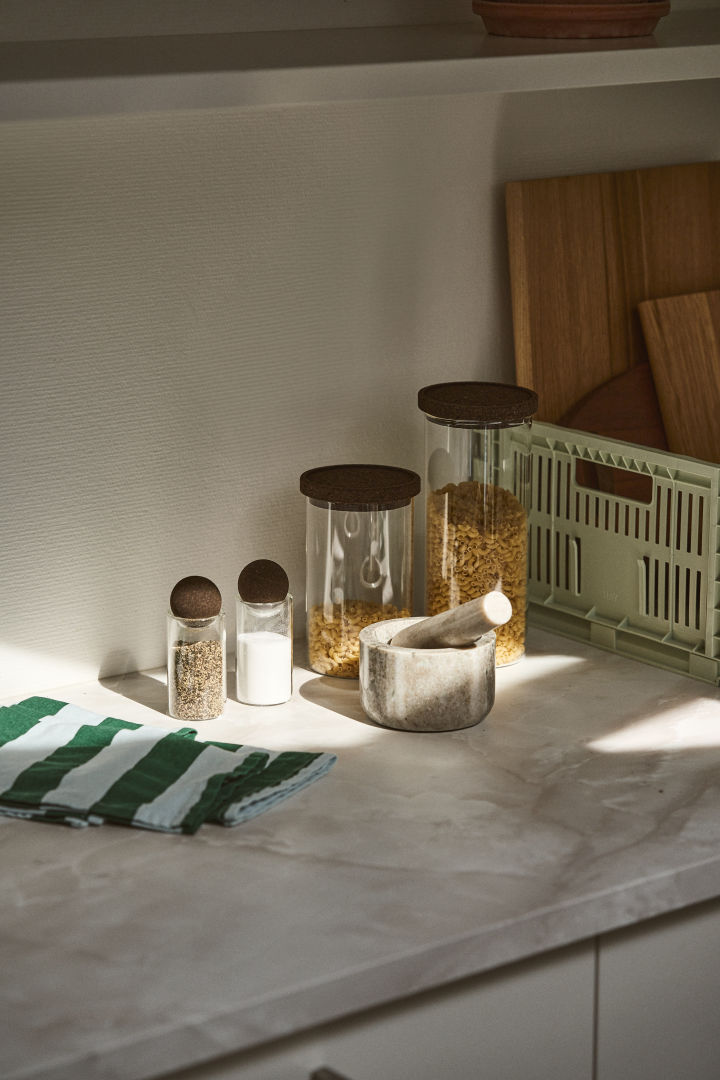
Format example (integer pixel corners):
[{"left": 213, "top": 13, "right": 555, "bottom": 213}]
[{"left": 527, "top": 422, "right": 720, "bottom": 684}]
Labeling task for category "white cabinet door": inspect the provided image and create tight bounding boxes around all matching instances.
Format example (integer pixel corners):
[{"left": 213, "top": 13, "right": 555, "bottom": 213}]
[
  {"left": 166, "top": 940, "right": 594, "bottom": 1080},
  {"left": 596, "top": 898, "right": 720, "bottom": 1080}
]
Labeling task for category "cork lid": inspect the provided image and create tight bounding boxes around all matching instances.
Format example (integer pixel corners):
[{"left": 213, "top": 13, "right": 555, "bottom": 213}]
[
  {"left": 238, "top": 559, "right": 289, "bottom": 604},
  {"left": 170, "top": 576, "right": 222, "bottom": 620},
  {"left": 418, "top": 382, "right": 538, "bottom": 425},
  {"left": 299, "top": 464, "right": 421, "bottom": 511}
]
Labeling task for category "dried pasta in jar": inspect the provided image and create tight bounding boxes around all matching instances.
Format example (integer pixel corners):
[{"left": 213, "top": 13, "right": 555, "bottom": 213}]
[
  {"left": 426, "top": 480, "right": 527, "bottom": 666},
  {"left": 308, "top": 600, "right": 410, "bottom": 678},
  {"left": 418, "top": 382, "right": 537, "bottom": 667},
  {"left": 300, "top": 464, "right": 420, "bottom": 678}
]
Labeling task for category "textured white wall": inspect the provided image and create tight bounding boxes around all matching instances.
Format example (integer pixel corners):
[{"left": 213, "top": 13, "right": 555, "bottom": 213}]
[
  {"left": 0, "top": 0, "right": 709, "bottom": 41},
  {"left": 2, "top": 80, "right": 719, "bottom": 697},
  {"left": 0, "top": 0, "right": 476, "bottom": 41}
]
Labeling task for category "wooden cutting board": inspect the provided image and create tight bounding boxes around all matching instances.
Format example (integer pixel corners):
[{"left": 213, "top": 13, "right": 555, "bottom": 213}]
[
  {"left": 638, "top": 289, "right": 720, "bottom": 464},
  {"left": 559, "top": 361, "right": 667, "bottom": 450},
  {"left": 559, "top": 362, "right": 666, "bottom": 499},
  {"left": 505, "top": 161, "right": 720, "bottom": 423}
]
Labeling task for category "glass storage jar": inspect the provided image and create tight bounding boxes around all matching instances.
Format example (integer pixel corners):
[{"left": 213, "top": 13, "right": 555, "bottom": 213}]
[
  {"left": 167, "top": 575, "right": 226, "bottom": 720},
  {"left": 299, "top": 464, "right": 421, "bottom": 678},
  {"left": 418, "top": 382, "right": 538, "bottom": 666},
  {"left": 236, "top": 559, "right": 293, "bottom": 706}
]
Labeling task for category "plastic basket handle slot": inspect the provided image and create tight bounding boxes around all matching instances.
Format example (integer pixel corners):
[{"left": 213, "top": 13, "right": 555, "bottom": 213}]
[{"left": 575, "top": 459, "right": 653, "bottom": 504}]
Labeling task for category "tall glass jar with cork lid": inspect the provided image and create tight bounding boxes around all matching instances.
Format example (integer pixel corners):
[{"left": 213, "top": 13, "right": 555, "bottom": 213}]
[
  {"left": 418, "top": 382, "right": 538, "bottom": 666},
  {"left": 299, "top": 464, "right": 421, "bottom": 678}
]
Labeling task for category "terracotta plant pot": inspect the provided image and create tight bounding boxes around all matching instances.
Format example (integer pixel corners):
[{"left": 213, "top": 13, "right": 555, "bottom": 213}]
[
  {"left": 473, "top": 0, "right": 670, "bottom": 38},
  {"left": 496, "top": 0, "right": 655, "bottom": 5}
]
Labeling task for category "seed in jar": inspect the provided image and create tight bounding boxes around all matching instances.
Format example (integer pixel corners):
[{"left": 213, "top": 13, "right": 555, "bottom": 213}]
[{"left": 170, "top": 639, "right": 225, "bottom": 720}]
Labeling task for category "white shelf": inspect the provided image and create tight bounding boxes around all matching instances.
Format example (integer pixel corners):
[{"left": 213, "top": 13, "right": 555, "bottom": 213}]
[{"left": 1, "top": 9, "right": 719, "bottom": 121}]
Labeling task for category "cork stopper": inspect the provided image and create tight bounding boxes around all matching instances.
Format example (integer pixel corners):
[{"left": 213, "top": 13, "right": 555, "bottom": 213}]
[
  {"left": 238, "top": 559, "right": 289, "bottom": 604},
  {"left": 170, "top": 576, "right": 222, "bottom": 620}
]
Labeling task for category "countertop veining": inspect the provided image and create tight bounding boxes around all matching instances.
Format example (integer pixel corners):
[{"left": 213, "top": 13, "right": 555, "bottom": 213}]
[{"left": 3, "top": 629, "right": 720, "bottom": 1080}]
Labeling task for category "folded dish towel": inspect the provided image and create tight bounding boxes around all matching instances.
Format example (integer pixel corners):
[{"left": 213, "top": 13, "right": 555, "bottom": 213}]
[{"left": 0, "top": 697, "right": 336, "bottom": 834}]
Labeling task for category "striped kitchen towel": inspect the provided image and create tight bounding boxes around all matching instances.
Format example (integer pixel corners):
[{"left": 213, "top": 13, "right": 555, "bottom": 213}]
[{"left": 0, "top": 697, "right": 336, "bottom": 834}]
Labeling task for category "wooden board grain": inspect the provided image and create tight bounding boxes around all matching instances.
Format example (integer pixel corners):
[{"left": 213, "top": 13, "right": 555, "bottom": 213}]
[
  {"left": 639, "top": 289, "right": 720, "bottom": 464},
  {"left": 505, "top": 161, "right": 720, "bottom": 423}
]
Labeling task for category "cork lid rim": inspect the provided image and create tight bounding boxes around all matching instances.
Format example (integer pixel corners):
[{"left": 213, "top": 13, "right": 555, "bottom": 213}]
[
  {"left": 418, "top": 381, "right": 538, "bottom": 424},
  {"left": 299, "top": 463, "right": 421, "bottom": 508}
]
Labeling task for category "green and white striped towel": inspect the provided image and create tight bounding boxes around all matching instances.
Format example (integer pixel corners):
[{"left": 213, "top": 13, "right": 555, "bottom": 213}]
[{"left": 0, "top": 697, "right": 336, "bottom": 834}]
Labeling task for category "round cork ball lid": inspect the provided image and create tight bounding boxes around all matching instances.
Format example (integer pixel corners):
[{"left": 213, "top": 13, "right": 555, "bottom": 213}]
[
  {"left": 170, "top": 576, "right": 222, "bottom": 619},
  {"left": 238, "top": 559, "right": 289, "bottom": 604},
  {"left": 418, "top": 382, "right": 538, "bottom": 425}
]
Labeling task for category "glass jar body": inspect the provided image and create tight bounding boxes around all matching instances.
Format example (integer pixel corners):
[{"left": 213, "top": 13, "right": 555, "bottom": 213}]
[
  {"left": 305, "top": 499, "right": 414, "bottom": 678},
  {"left": 423, "top": 417, "right": 532, "bottom": 666},
  {"left": 236, "top": 596, "right": 293, "bottom": 705},
  {"left": 167, "top": 612, "right": 226, "bottom": 720}
]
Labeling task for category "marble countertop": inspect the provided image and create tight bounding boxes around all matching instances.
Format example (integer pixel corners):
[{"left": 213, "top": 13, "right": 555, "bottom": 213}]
[{"left": 3, "top": 628, "right": 720, "bottom": 1080}]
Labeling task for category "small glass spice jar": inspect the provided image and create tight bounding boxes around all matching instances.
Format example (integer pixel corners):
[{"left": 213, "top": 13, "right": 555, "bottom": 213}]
[
  {"left": 299, "top": 464, "right": 421, "bottom": 678},
  {"left": 167, "top": 575, "right": 226, "bottom": 720},
  {"left": 418, "top": 382, "right": 538, "bottom": 666},
  {"left": 236, "top": 559, "right": 293, "bottom": 706}
]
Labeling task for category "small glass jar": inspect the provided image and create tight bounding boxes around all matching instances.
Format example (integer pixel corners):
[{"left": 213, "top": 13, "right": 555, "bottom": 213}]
[
  {"left": 236, "top": 559, "right": 293, "bottom": 706},
  {"left": 299, "top": 464, "right": 421, "bottom": 678},
  {"left": 167, "top": 576, "right": 226, "bottom": 720},
  {"left": 418, "top": 382, "right": 538, "bottom": 666}
]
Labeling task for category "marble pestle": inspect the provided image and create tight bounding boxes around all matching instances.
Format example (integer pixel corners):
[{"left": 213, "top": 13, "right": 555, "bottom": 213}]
[{"left": 390, "top": 591, "right": 512, "bottom": 650}]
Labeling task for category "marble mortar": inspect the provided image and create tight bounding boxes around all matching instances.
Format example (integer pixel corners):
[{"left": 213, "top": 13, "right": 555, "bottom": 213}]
[{"left": 358, "top": 616, "right": 496, "bottom": 732}]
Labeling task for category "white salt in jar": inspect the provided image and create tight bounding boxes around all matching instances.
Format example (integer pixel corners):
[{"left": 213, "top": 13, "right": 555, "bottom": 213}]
[{"left": 236, "top": 560, "right": 293, "bottom": 706}]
